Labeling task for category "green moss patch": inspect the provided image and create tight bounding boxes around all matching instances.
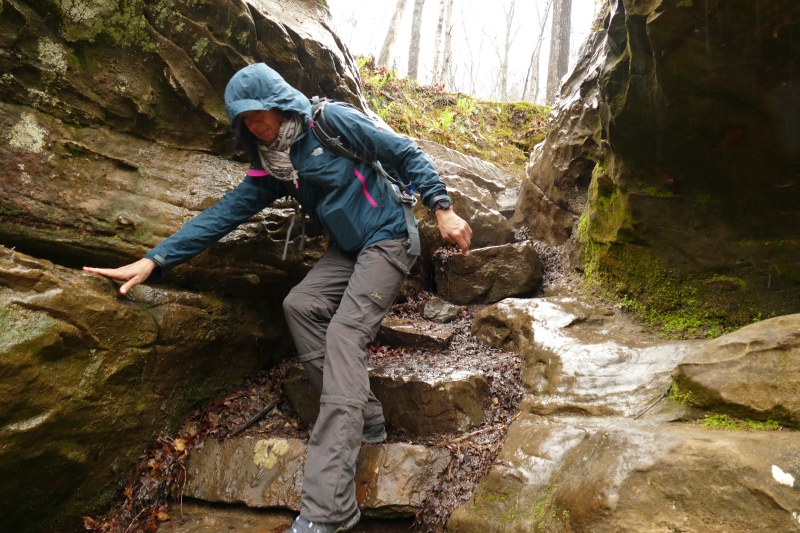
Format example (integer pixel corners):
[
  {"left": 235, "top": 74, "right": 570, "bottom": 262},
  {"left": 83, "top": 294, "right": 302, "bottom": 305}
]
[
  {"left": 690, "top": 413, "right": 782, "bottom": 432},
  {"left": 357, "top": 56, "right": 548, "bottom": 177}
]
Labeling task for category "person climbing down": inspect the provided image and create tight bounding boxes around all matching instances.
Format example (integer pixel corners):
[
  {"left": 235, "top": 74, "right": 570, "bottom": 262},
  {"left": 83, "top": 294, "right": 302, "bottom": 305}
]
[{"left": 83, "top": 63, "right": 472, "bottom": 533}]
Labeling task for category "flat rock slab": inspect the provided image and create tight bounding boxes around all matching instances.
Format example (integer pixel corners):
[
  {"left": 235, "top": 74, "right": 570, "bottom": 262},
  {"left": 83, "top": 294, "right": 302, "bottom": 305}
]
[
  {"left": 183, "top": 438, "right": 450, "bottom": 517},
  {"left": 376, "top": 319, "right": 454, "bottom": 350},
  {"left": 422, "top": 297, "right": 462, "bottom": 323},
  {"left": 472, "top": 297, "right": 699, "bottom": 416},
  {"left": 435, "top": 242, "right": 543, "bottom": 305},
  {"left": 282, "top": 364, "right": 488, "bottom": 437},
  {"left": 450, "top": 422, "right": 800, "bottom": 533},
  {"left": 675, "top": 313, "right": 800, "bottom": 424}
]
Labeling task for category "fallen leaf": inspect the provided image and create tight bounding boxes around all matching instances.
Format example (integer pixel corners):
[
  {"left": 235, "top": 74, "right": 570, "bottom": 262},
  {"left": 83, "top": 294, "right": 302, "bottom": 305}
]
[{"left": 174, "top": 439, "right": 187, "bottom": 452}]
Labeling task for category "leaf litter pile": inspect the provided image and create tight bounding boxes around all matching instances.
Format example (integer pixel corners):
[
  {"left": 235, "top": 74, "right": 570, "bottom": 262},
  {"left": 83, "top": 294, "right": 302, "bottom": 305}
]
[{"left": 84, "top": 291, "right": 523, "bottom": 533}]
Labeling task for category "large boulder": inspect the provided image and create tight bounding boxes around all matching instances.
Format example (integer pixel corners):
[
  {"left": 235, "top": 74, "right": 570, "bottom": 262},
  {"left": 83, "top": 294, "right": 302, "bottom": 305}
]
[
  {"left": 0, "top": 246, "right": 273, "bottom": 532},
  {"left": 435, "top": 242, "right": 542, "bottom": 305},
  {"left": 514, "top": 0, "right": 800, "bottom": 324},
  {"left": 472, "top": 297, "right": 698, "bottom": 416},
  {"left": 675, "top": 313, "right": 800, "bottom": 424},
  {"left": 183, "top": 437, "right": 451, "bottom": 517},
  {"left": 450, "top": 421, "right": 800, "bottom": 533}
]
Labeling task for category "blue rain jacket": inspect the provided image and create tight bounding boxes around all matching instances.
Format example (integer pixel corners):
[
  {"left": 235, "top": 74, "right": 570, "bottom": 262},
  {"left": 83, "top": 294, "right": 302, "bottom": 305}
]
[{"left": 145, "top": 63, "right": 447, "bottom": 277}]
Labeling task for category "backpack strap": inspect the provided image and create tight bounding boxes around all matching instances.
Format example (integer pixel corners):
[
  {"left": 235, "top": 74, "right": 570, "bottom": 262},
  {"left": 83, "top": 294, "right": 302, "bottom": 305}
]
[{"left": 310, "top": 97, "right": 421, "bottom": 256}]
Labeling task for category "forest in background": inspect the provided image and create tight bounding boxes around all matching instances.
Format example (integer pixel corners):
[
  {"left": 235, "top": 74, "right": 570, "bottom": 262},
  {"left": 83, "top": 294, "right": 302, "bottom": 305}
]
[{"left": 329, "top": 0, "right": 603, "bottom": 103}]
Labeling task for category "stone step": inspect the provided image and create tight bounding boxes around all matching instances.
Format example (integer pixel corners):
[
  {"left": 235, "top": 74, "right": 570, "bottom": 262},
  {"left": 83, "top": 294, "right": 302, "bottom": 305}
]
[
  {"left": 182, "top": 438, "right": 450, "bottom": 518},
  {"left": 376, "top": 319, "right": 454, "bottom": 350},
  {"left": 282, "top": 363, "right": 489, "bottom": 437}
]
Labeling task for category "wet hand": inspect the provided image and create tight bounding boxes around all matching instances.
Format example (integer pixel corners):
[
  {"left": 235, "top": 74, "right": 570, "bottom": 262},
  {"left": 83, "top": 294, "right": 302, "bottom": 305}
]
[
  {"left": 435, "top": 209, "right": 472, "bottom": 253},
  {"left": 83, "top": 258, "right": 157, "bottom": 295}
]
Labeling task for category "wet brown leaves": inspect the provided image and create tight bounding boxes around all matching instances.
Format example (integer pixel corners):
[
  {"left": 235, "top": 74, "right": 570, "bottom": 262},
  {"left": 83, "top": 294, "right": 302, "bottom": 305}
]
[
  {"left": 368, "top": 291, "right": 524, "bottom": 532},
  {"left": 83, "top": 369, "right": 303, "bottom": 533}
]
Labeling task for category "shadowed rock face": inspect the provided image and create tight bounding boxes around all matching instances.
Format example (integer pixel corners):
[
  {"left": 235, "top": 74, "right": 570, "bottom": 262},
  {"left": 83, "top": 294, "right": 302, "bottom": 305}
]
[
  {"left": 676, "top": 313, "right": 800, "bottom": 423},
  {"left": 514, "top": 0, "right": 800, "bottom": 318},
  {"left": 0, "top": 246, "right": 273, "bottom": 532}
]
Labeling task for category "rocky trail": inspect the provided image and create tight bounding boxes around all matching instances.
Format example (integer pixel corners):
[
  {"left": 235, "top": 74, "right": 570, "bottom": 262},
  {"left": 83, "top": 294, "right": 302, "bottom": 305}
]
[
  {"left": 82, "top": 289, "right": 527, "bottom": 533},
  {"left": 2, "top": 0, "right": 799, "bottom": 532}
]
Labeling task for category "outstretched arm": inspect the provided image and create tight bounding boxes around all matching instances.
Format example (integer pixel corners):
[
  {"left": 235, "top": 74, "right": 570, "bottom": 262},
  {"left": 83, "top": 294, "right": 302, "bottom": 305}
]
[{"left": 84, "top": 176, "right": 281, "bottom": 294}]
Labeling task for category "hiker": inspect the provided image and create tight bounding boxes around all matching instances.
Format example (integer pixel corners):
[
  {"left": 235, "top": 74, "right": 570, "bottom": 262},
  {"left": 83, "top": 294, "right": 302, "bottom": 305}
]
[{"left": 83, "top": 63, "right": 472, "bottom": 532}]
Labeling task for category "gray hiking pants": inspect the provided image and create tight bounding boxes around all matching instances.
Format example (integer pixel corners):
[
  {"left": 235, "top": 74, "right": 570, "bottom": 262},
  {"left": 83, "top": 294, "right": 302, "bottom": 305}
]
[{"left": 283, "top": 237, "right": 416, "bottom": 523}]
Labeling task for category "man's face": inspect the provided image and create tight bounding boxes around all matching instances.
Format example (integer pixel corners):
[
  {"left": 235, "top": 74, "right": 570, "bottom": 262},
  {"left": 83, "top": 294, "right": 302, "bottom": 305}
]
[{"left": 240, "top": 108, "right": 282, "bottom": 142}]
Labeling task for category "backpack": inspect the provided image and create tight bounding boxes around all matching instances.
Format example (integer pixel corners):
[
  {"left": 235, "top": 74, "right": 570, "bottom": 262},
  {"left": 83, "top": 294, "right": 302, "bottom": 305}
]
[{"left": 309, "top": 96, "right": 421, "bottom": 256}]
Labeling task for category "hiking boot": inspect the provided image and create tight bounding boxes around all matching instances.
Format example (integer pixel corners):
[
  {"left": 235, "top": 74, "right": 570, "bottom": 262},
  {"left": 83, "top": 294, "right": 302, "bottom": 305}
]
[
  {"left": 362, "top": 423, "right": 387, "bottom": 445},
  {"left": 290, "top": 509, "right": 360, "bottom": 533}
]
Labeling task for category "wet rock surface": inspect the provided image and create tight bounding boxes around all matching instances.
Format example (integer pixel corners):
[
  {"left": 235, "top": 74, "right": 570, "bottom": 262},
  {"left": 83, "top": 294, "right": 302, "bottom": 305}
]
[
  {"left": 450, "top": 296, "right": 800, "bottom": 533},
  {"left": 183, "top": 438, "right": 450, "bottom": 517},
  {"left": 422, "top": 297, "right": 463, "bottom": 323},
  {"left": 472, "top": 296, "right": 698, "bottom": 416},
  {"left": 435, "top": 242, "right": 543, "bottom": 305},
  {"left": 0, "top": 246, "right": 270, "bottom": 531},
  {"left": 282, "top": 362, "right": 488, "bottom": 437},
  {"left": 377, "top": 319, "right": 455, "bottom": 350},
  {"left": 676, "top": 314, "right": 800, "bottom": 424},
  {"left": 451, "top": 419, "right": 800, "bottom": 533}
]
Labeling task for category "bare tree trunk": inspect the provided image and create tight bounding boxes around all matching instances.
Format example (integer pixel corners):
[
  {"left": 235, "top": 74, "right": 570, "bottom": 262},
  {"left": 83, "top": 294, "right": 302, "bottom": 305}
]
[
  {"left": 431, "top": 0, "right": 445, "bottom": 84},
  {"left": 522, "top": 0, "right": 554, "bottom": 101},
  {"left": 440, "top": 0, "right": 455, "bottom": 87},
  {"left": 407, "top": 0, "right": 426, "bottom": 80},
  {"left": 378, "top": 0, "right": 410, "bottom": 69},
  {"left": 546, "top": 0, "right": 572, "bottom": 102},
  {"left": 499, "top": 0, "right": 517, "bottom": 101}
]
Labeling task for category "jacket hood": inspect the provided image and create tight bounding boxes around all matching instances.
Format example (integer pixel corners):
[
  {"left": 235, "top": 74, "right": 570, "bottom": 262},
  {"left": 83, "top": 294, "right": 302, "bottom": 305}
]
[{"left": 224, "top": 63, "right": 312, "bottom": 126}]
